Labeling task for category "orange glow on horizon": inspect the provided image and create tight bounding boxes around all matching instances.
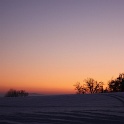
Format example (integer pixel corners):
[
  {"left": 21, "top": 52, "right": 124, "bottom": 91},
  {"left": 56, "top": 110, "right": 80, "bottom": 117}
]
[
  {"left": 0, "top": 84, "right": 75, "bottom": 95},
  {"left": 0, "top": 71, "right": 120, "bottom": 95}
]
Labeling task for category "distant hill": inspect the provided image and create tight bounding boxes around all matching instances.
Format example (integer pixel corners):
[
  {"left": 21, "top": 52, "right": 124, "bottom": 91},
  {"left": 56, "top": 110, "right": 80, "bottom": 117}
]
[{"left": 29, "top": 93, "right": 44, "bottom": 96}]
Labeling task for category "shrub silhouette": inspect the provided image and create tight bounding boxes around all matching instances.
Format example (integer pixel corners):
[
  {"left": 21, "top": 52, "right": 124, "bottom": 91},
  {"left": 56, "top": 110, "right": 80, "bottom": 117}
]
[{"left": 5, "top": 89, "right": 28, "bottom": 97}]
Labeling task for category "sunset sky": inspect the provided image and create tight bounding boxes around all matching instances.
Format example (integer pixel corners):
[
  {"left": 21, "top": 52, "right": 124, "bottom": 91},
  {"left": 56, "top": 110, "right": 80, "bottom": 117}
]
[{"left": 1, "top": 0, "right": 124, "bottom": 94}]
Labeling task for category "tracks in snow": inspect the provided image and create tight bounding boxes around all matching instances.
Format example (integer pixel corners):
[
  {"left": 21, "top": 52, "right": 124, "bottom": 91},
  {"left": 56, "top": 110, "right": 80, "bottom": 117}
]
[
  {"left": 104, "top": 93, "right": 124, "bottom": 106},
  {"left": 0, "top": 110, "right": 124, "bottom": 124}
]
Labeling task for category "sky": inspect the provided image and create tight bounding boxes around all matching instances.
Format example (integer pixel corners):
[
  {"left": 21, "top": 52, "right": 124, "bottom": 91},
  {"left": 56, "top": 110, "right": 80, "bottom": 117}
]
[{"left": 0, "top": 0, "right": 124, "bottom": 94}]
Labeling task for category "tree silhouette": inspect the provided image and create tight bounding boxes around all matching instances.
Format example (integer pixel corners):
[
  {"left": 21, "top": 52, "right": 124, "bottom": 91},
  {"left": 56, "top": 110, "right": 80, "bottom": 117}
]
[
  {"left": 74, "top": 73, "right": 124, "bottom": 94},
  {"left": 108, "top": 73, "right": 124, "bottom": 92},
  {"left": 74, "top": 78, "right": 103, "bottom": 94},
  {"left": 5, "top": 89, "right": 29, "bottom": 97},
  {"left": 74, "top": 82, "right": 86, "bottom": 94},
  {"left": 84, "top": 78, "right": 103, "bottom": 94}
]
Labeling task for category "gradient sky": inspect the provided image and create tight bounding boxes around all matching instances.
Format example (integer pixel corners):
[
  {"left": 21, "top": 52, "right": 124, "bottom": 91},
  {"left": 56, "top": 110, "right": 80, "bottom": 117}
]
[{"left": 0, "top": 0, "right": 124, "bottom": 94}]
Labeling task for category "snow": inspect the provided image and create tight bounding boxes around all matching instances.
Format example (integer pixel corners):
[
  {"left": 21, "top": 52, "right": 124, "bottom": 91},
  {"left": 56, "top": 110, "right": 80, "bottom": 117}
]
[{"left": 0, "top": 93, "right": 124, "bottom": 124}]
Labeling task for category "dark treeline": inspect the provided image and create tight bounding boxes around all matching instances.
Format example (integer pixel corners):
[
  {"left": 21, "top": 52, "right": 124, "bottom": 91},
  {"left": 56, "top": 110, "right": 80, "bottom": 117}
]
[
  {"left": 5, "top": 89, "right": 28, "bottom": 97},
  {"left": 74, "top": 73, "right": 124, "bottom": 94}
]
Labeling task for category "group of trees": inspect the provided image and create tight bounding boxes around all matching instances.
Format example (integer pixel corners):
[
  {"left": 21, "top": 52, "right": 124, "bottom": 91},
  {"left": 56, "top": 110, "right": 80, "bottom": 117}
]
[
  {"left": 74, "top": 73, "right": 124, "bottom": 94},
  {"left": 108, "top": 73, "right": 124, "bottom": 92},
  {"left": 74, "top": 78, "right": 103, "bottom": 94},
  {"left": 5, "top": 89, "right": 29, "bottom": 97}
]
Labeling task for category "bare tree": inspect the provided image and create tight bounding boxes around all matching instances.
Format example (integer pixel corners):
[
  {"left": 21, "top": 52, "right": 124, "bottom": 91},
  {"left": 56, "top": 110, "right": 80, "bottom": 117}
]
[
  {"left": 74, "top": 82, "right": 86, "bottom": 94},
  {"left": 84, "top": 78, "right": 103, "bottom": 94}
]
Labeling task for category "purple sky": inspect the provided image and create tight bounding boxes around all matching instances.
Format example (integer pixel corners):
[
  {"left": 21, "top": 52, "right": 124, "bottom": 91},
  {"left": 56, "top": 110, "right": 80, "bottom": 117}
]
[{"left": 0, "top": 0, "right": 124, "bottom": 94}]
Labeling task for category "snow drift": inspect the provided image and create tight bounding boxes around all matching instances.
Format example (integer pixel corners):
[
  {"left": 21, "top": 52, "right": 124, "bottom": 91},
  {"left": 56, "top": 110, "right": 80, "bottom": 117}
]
[{"left": 0, "top": 92, "right": 124, "bottom": 124}]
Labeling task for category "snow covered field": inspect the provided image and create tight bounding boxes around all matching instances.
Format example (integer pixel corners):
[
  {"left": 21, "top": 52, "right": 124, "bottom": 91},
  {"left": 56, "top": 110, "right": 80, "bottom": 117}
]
[{"left": 0, "top": 93, "right": 124, "bottom": 124}]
